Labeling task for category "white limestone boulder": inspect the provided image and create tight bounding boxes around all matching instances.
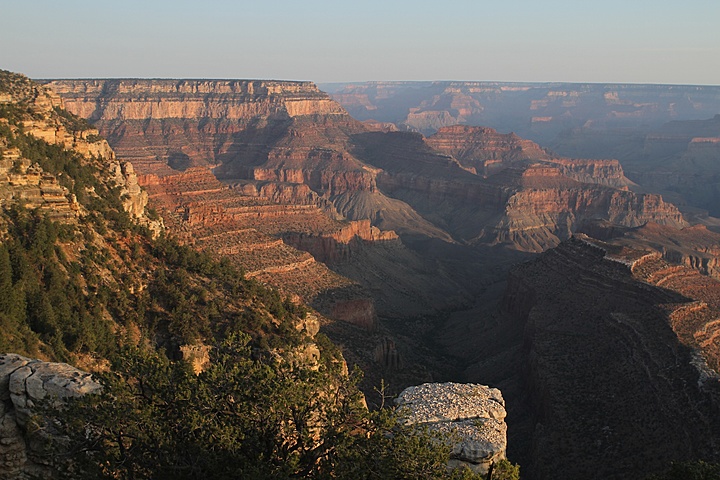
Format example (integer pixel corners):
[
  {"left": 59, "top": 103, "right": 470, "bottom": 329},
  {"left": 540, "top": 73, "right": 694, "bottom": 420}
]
[{"left": 395, "top": 382, "right": 508, "bottom": 475}]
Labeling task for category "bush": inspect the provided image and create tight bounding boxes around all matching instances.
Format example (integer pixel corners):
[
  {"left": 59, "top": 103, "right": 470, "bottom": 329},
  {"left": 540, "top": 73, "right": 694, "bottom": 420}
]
[{"left": 47, "top": 335, "right": 486, "bottom": 479}]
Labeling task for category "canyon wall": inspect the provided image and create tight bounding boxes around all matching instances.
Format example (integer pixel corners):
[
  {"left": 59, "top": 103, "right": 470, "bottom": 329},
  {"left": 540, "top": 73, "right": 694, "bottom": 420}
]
[
  {"left": 48, "top": 79, "right": 690, "bottom": 256},
  {"left": 44, "top": 79, "right": 355, "bottom": 174}
]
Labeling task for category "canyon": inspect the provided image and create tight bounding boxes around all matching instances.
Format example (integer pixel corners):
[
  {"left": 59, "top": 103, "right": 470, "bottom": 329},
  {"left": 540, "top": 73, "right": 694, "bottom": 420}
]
[
  {"left": 323, "top": 81, "right": 720, "bottom": 144},
  {"left": 554, "top": 114, "right": 720, "bottom": 220},
  {"left": 40, "top": 77, "right": 720, "bottom": 478},
  {"left": 326, "top": 81, "right": 720, "bottom": 223}
]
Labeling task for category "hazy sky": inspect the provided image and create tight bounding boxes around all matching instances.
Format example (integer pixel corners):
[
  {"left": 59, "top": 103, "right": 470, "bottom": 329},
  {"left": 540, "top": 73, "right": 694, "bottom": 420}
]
[{"left": 2, "top": 0, "right": 719, "bottom": 85}]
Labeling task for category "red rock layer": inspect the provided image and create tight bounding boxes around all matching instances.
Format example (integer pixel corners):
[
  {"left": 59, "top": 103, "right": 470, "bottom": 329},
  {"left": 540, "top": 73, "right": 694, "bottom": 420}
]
[
  {"left": 137, "top": 165, "right": 378, "bottom": 327},
  {"left": 426, "top": 125, "right": 549, "bottom": 174},
  {"left": 48, "top": 80, "right": 689, "bottom": 254}
]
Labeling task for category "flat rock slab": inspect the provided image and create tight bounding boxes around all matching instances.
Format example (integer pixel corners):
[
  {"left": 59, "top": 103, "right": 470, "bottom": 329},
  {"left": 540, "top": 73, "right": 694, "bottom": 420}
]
[{"left": 0, "top": 353, "right": 101, "bottom": 426}]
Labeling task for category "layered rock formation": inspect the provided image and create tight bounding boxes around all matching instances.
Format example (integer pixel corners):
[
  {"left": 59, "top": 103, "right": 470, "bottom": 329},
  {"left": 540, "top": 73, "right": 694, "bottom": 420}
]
[
  {"left": 43, "top": 79, "right": 353, "bottom": 172},
  {"left": 395, "top": 382, "right": 507, "bottom": 475},
  {"left": 137, "top": 165, "right": 377, "bottom": 324},
  {"left": 353, "top": 130, "right": 684, "bottom": 252},
  {"left": 46, "top": 79, "right": 689, "bottom": 256},
  {"left": 328, "top": 81, "right": 720, "bottom": 225},
  {"left": 0, "top": 149, "right": 79, "bottom": 221},
  {"left": 46, "top": 79, "right": 709, "bottom": 425},
  {"left": 425, "top": 125, "right": 550, "bottom": 175},
  {"left": 0, "top": 354, "right": 101, "bottom": 480},
  {"left": 44, "top": 79, "right": 474, "bottom": 319},
  {"left": 427, "top": 125, "right": 635, "bottom": 188},
  {"left": 550, "top": 114, "right": 720, "bottom": 218},
  {"left": 1, "top": 74, "right": 160, "bottom": 233},
  {"left": 579, "top": 221, "right": 720, "bottom": 280},
  {"left": 627, "top": 116, "right": 720, "bottom": 217}
]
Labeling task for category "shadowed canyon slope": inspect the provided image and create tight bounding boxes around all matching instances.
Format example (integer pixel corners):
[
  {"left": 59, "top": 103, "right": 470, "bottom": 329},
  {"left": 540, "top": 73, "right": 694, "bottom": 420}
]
[
  {"left": 438, "top": 233, "right": 720, "bottom": 479},
  {"left": 502, "top": 236, "right": 720, "bottom": 479}
]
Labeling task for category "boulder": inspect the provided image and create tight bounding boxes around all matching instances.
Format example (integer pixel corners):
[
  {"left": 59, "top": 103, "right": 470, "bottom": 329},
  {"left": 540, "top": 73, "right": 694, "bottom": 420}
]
[
  {"left": 0, "top": 353, "right": 101, "bottom": 479},
  {"left": 395, "top": 382, "right": 507, "bottom": 475}
]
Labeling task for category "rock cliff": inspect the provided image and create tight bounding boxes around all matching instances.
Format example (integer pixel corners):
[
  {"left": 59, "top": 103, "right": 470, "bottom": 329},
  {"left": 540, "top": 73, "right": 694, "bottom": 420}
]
[
  {"left": 426, "top": 125, "right": 550, "bottom": 175},
  {"left": 0, "top": 354, "right": 101, "bottom": 480},
  {"left": 579, "top": 221, "right": 720, "bottom": 281},
  {"left": 1, "top": 73, "right": 160, "bottom": 233},
  {"left": 353, "top": 130, "right": 685, "bottom": 252},
  {"left": 551, "top": 115, "right": 720, "bottom": 218},
  {"left": 44, "top": 79, "right": 352, "bottom": 171}
]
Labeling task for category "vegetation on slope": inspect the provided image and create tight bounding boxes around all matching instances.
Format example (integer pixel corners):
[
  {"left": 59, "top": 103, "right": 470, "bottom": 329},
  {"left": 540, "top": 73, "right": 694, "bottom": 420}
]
[
  {"left": 1, "top": 71, "right": 517, "bottom": 479},
  {"left": 49, "top": 335, "right": 505, "bottom": 479}
]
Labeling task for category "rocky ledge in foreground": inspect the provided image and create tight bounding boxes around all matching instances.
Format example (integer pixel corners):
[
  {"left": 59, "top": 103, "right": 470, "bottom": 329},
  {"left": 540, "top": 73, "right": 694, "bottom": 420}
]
[
  {"left": 395, "top": 382, "right": 507, "bottom": 474},
  {"left": 0, "top": 354, "right": 101, "bottom": 480}
]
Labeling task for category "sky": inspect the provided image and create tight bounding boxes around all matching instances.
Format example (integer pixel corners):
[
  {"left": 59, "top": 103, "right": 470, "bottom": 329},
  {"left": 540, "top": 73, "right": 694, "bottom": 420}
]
[{"left": 2, "top": 0, "right": 719, "bottom": 85}]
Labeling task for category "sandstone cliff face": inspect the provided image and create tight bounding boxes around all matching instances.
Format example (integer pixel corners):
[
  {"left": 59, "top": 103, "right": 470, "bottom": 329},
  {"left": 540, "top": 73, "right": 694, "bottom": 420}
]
[
  {"left": 283, "top": 218, "right": 398, "bottom": 264},
  {"left": 426, "top": 125, "right": 550, "bottom": 175},
  {"left": 44, "top": 79, "right": 353, "bottom": 172},
  {"left": 501, "top": 237, "right": 720, "bottom": 479},
  {"left": 0, "top": 354, "right": 101, "bottom": 480}
]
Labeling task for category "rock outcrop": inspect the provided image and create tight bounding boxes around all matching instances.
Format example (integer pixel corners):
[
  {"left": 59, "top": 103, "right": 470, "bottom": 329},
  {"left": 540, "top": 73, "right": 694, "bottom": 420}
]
[
  {"left": 426, "top": 125, "right": 550, "bottom": 175},
  {"left": 0, "top": 354, "right": 100, "bottom": 479},
  {"left": 395, "top": 382, "right": 508, "bottom": 475},
  {"left": 0, "top": 148, "right": 79, "bottom": 221},
  {"left": 1, "top": 73, "right": 161, "bottom": 233}
]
